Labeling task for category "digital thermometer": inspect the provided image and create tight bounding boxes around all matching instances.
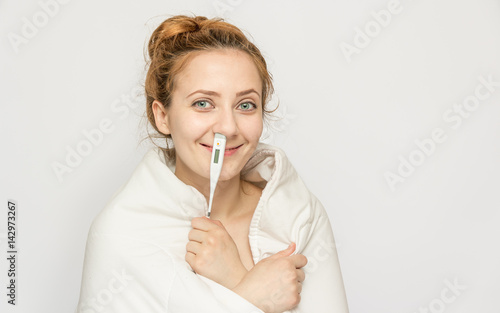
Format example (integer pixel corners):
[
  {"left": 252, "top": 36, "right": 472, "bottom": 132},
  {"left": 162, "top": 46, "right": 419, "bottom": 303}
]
[{"left": 207, "top": 133, "right": 226, "bottom": 218}]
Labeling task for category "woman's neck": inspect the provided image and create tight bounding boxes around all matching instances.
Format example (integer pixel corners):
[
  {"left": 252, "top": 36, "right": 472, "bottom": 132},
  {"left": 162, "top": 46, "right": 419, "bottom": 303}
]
[
  {"left": 174, "top": 166, "right": 249, "bottom": 221},
  {"left": 207, "top": 177, "right": 246, "bottom": 220}
]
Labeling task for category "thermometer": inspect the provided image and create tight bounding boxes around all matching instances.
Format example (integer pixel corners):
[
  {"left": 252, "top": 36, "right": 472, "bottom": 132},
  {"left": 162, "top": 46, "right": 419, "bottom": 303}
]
[{"left": 207, "top": 133, "right": 226, "bottom": 218}]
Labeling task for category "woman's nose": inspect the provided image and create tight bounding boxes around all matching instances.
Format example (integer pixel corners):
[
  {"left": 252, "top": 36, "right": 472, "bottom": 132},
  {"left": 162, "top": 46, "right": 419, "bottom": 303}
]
[{"left": 212, "top": 109, "right": 238, "bottom": 137}]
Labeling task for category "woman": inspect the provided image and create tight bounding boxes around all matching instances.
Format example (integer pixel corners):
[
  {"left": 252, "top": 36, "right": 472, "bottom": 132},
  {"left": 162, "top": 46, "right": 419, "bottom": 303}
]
[{"left": 77, "top": 14, "right": 349, "bottom": 313}]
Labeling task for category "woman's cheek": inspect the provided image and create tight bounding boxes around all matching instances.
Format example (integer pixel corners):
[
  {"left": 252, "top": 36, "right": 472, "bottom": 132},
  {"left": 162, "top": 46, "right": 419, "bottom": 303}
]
[{"left": 240, "top": 115, "right": 263, "bottom": 139}]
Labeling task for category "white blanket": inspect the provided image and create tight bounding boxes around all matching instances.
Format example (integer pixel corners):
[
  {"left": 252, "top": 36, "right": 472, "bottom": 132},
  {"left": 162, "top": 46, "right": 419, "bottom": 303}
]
[{"left": 76, "top": 143, "right": 349, "bottom": 313}]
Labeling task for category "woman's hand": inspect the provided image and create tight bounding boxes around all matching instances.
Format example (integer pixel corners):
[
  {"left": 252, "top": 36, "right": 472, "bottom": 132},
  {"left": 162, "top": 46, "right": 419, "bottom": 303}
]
[
  {"left": 185, "top": 216, "right": 248, "bottom": 289},
  {"left": 232, "top": 242, "right": 307, "bottom": 313}
]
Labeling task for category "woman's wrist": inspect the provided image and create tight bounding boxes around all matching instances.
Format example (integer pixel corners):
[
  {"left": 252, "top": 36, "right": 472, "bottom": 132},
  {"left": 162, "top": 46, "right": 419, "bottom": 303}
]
[
  {"left": 226, "top": 264, "right": 249, "bottom": 289},
  {"left": 230, "top": 278, "right": 252, "bottom": 306},
  {"left": 231, "top": 275, "right": 266, "bottom": 313}
]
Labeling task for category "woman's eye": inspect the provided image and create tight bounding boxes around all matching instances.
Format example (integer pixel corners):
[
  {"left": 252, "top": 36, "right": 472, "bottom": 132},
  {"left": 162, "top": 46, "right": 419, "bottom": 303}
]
[
  {"left": 238, "top": 102, "right": 256, "bottom": 110},
  {"left": 193, "top": 101, "right": 211, "bottom": 109}
]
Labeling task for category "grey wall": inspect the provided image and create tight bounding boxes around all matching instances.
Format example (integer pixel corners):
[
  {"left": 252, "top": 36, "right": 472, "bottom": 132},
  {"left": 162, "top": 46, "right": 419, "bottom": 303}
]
[{"left": 1, "top": 0, "right": 499, "bottom": 312}]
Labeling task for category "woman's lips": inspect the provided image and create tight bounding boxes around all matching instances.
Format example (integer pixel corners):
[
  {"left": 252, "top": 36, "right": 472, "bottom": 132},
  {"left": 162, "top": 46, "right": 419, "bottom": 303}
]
[
  {"left": 224, "top": 144, "right": 242, "bottom": 156},
  {"left": 201, "top": 143, "right": 243, "bottom": 156}
]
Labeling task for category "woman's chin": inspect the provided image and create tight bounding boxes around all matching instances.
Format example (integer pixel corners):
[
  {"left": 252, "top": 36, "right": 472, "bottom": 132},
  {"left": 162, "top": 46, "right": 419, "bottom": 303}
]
[
  {"left": 217, "top": 169, "right": 241, "bottom": 182},
  {"left": 217, "top": 174, "right": 237, "bottom": 182}
]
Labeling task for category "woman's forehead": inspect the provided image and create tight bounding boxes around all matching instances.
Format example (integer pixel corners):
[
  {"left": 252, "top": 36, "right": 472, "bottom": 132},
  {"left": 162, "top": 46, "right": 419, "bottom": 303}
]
[{"left": 173, "top": 49, "right": 263, "bottom": 96}]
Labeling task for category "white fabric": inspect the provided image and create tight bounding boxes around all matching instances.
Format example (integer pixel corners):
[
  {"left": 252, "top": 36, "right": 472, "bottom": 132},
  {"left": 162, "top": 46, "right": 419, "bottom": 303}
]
[{"left": 76, "top": 143, "right": 349, "bottom": 313}]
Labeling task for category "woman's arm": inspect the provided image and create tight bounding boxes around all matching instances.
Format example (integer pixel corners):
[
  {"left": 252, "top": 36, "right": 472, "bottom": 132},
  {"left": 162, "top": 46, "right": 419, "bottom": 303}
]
[{"left": 186, "top": 217, "right": 308, "bottom": 313}]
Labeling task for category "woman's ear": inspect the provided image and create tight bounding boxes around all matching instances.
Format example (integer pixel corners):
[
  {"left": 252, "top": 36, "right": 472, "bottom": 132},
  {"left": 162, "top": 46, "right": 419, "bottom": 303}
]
[{"left": 152, "top": 100, "right": 171, "bottom": 135}]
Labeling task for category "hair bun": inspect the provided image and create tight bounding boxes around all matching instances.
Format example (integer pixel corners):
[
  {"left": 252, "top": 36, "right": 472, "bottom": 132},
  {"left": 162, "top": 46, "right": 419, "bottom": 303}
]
[{"left": 148, "top": 15, "right": 212, "bottom": 59}]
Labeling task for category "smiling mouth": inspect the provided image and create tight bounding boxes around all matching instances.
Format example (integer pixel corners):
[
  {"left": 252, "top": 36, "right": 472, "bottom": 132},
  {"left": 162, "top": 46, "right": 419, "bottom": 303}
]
[{"left": 201, "top": 143, "right": 243, "bottom": 151}]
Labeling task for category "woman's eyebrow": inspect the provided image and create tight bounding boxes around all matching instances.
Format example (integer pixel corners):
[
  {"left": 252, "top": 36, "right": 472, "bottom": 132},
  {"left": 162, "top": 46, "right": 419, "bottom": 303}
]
[{"left": 186, "top": 88, "right": 260, "bottom": 98}]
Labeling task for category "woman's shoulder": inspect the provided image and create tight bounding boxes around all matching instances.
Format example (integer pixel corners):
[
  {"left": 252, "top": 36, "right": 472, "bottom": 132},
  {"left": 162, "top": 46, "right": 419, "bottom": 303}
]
[{"left": 87, "top": 147, "right": 201, "bottom": 236}]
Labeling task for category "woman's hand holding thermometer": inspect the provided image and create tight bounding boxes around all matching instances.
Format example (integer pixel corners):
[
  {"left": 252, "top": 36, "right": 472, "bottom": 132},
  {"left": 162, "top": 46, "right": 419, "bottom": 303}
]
[{"left": 207, "top": 133, "right": 226, "bottom": 218}]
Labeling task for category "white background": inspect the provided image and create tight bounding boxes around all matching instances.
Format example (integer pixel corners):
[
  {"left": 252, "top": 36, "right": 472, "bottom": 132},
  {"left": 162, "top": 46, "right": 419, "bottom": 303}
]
[{"left": 1, "top": 0, "right": 499, "bottom": 312}]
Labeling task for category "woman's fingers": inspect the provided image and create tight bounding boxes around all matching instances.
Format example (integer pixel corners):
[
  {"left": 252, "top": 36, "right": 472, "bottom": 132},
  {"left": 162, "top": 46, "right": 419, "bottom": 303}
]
[
  {"left": 270, "top": 242, "right": 296, "bottom": 259},
  {"left": 291, "top": 253, "right": 308, "bottom": 269},
  {"left": 186, "top": 240, "right": 202, "bottom": 255},
  {"left": 188, "top": 217, "right": 225, "bottom": 244},
  {"left": 191, "top": 216, "right": 211, "bottom": 231},
  {"left": 187, "top": 228, "right": 205, "bottom": 243},
  {"left": 296, "top": 268, "right": 305, "bottom": 283},
  {"left": 191, "top": 216, "right": 224, "bottom": 231}
]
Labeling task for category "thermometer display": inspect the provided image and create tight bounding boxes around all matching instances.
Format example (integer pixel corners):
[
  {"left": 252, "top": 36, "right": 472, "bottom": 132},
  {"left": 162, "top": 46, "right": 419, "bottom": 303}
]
[{"left": 214, "top": 149, "right": 220, "bottom": 164}]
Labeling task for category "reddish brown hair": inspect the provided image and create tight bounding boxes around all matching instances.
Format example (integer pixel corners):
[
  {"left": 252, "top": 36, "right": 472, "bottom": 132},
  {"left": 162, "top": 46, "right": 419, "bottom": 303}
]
[{"left": 143, "top": 14, "right": 275, "bottom": 161}]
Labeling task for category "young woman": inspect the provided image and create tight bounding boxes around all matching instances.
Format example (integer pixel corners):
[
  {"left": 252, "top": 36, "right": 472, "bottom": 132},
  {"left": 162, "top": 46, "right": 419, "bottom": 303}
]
[{"left": 77, "top": 14, "right": 349, "bottom": 313}]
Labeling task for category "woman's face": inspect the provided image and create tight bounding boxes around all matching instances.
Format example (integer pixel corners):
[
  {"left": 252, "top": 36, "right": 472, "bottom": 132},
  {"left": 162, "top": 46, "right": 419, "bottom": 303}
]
[{"left": 153, "top": 49, "right": 263, "bottom": 184}]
